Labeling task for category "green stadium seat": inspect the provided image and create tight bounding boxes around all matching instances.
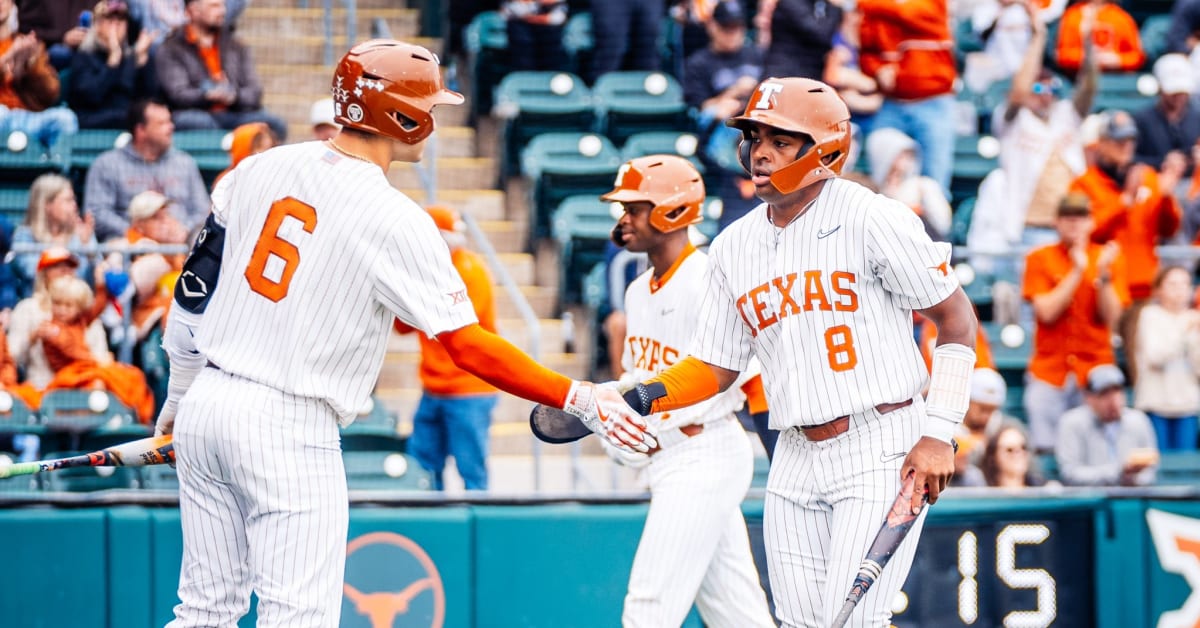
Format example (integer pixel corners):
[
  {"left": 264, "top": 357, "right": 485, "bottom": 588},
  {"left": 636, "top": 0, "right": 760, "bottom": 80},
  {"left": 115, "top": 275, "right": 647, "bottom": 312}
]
[
  {"left": 1036, "top": 452, "right": 1058, "bottom": 483},
  {"left": 592, "top": 71, "right": 690, "bottom": 145},
  {"left": 342, "top": 450, "right": 434, "bottom": 491},
  {"left": 982, "top": 321, "right": 1032, "bottom": 382},
  {"left": 0, "top": 185, "right": 30, "bottom": 227},
  {"left": 67, "top": 129, "right": 125, "bottom": 178},
  {"left": 0, "top": 132, "right": 69, "bottom": 184},
  {"left": 78, "top": 423, "right": 153, "bottom": 452},
  {"left": 582, "top": 260, "right": 607, "bottom": 312},
  {"left": 1155, "top": 451, "right": 1200, "bottom": 487},
  {"left": 464, "top": 11, "right": 509, "bottom": 121},
  {"left": 552, "top": 194, "right": 617, "bottom": 304},
  {"left": 137, "top": 326, "right": 169, "bottom": 417},
  {"left": 39, "top": 390, "right": 138, "bottom": 452},
  {"left": 950, "top": 196, "right": 976, "bottom": 247},
  {"left": 619, "top": 131, "right": 705, "bottom": 174},
  {"left": 1093, "top": 72, "right": 1154, "bottom": 113},
  {"left": 0, "top": 393, "right": 43, "bottom": 437},
  {"left": 521, "top": 132, "right": 622, "bottom": 242},
  {"left": 140, "top": 462, "right": 179, "bottom": 491},
  {"left": 172, "top": 129, "right": 231, "bottom": 187},
  {"left": 340, "top": 397, "right": 406, "bottom": 452},
  {"left": 494, "top": 71, "right": 595, "bottom": 180},
  {"left": 41, "top": 452, "right": 141, "bottom": 492},
  {"left": 950, "top": 135, "right": 998, "bottom": 208},
  {"left": 1140, "top": 14, "right": 1172, "bottom": 65}
]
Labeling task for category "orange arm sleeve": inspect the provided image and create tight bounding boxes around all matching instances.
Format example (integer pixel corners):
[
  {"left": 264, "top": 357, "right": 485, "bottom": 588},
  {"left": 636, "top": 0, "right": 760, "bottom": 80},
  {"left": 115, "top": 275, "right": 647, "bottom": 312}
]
[
  {"left": 646, "top": 356, "right": 723, "bottom": 413},
  {"left": 741, "top": 375, "right": 768, "bottom": 414},
  {"left": 438, "top": 323, "right": 572, "bottom": 408}
]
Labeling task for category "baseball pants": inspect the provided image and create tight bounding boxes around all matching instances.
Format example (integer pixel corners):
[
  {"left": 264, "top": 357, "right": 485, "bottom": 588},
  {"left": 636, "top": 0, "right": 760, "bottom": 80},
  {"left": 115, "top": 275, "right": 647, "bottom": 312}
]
[
  {"left": 765, "top": 399, "right": 928, "bottom": 628},
  {"left": 623, "top": 417, "right": 775, "bottom": 628},
  {"left": 169, "top": 368, "right": 349, "bottom": 628}
]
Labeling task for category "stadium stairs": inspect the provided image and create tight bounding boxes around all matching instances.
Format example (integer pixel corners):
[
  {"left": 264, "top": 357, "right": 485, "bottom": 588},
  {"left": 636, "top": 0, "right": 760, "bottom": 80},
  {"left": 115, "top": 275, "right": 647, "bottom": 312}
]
[{"left": 239, "top": 2, "right": 609, "bottom": 491}]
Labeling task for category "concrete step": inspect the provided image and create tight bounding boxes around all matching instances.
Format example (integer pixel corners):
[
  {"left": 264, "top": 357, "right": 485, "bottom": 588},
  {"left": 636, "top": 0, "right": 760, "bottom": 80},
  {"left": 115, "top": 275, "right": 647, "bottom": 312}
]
[
  {"left": 496, "top": 285, "right": 558, "bottom": 319},
  {"left": 243, "top": 34, "right": 440, "bottom": 67},
  {"left": 238, "top": 7, "right": 419, "bottom": 40},
  {"left": 396, "top": 188, "right": 505, "bottom": 222},
  {"left": 386, "top": 157, "right": 495, "bottom": 191},
  {"left": 494, "top": 252, "right": 534, "bottom": 286}
]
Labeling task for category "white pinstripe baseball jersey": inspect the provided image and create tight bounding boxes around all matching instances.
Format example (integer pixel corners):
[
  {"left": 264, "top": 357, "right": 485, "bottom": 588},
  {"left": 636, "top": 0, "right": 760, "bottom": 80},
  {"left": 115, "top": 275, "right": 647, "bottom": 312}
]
[
  {"left": 622, "top": 247, "right": 747, "bottom": 432},
  {"left": 690, "top": 177, "right": 958, "bottom": 428},
  {"left": 195, "top": 142, "right": 477, "bottom": 424}
]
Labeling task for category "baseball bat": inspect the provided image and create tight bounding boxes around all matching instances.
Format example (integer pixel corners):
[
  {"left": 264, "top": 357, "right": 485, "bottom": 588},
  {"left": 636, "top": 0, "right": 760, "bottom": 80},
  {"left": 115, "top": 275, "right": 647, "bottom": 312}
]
[{"left": 0, "top": 435, "right": 174, "bottom": 480}]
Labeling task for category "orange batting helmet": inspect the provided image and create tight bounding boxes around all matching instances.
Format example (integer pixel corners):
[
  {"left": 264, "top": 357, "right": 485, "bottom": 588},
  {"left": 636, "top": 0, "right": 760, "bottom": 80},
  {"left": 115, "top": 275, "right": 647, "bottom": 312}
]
[
  {"left": 601, "top": 155, "right": 705, "bottom": 233},
  {"left": 332, "top": 40, "right": 464, "bottom": 144},
  {"left": 727, "top": 77, "right": 851, "bottom": 195}
]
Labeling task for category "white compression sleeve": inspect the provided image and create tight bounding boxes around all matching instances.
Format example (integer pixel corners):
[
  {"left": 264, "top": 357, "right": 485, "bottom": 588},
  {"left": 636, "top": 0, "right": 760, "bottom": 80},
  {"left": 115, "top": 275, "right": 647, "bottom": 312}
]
[
  {"left": 923, "top": 343, "right": 976, "bottom": 443},
  {"left": 159, "top": 306, "right": 206, "bottom": 421}
]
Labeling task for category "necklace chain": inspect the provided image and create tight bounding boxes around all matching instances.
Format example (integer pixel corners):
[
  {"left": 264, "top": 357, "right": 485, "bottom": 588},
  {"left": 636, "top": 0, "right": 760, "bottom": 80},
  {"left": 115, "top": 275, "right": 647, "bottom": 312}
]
[
  {"left": 768, "top": 196, "right": 818, "bottom": 229},
  {"left": 326, "top": 139, "right": 374, "bottom": 165}
]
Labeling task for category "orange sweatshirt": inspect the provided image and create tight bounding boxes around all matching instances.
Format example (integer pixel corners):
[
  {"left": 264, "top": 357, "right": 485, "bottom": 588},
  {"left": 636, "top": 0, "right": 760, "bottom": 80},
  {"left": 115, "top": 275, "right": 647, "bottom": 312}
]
[
  {"left": 1055, "top": 2, "right": 1144, "bottom": 74},
  {"left": 858, "top": 0, "right": 956, "bottom": 100}
]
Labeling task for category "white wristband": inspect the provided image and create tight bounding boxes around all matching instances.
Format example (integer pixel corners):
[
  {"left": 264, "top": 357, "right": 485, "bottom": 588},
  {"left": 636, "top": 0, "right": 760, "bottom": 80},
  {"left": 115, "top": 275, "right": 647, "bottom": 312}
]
[{"left": 923, "top": 343, "right": 976, "bottom": 444}]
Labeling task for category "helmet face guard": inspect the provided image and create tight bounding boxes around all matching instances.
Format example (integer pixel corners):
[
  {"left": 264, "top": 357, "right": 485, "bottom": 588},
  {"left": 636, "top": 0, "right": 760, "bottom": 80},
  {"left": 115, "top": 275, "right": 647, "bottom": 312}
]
[
  {"left": 602, "top": 155, "right": 705, "bottom": 233},
  {"left": 332, "top": 39, "right": 464, "bottom": 144},
  {"left": 727, "top": 77, "right": 852, "bottom": 195}
]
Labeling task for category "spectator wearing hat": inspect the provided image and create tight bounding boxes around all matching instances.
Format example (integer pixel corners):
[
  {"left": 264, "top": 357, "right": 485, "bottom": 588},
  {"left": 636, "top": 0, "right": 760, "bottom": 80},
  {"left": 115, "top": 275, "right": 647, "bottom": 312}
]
[
  {"left": 1055, "top": 0, "right": 1144, "bottom": 75},
  {"left": 83, "top": 99, "right": 209, "bottom": 241},
  {"left": 7, "top": 248, "right": 112, "bottom": 391},
  {"left": 66, "top": 0, "right": 159, "bottom": 129},
  {"left": 102, "top": 189, "right": 187, "bottom": 341},
  {"left": 968, "top": 6, "right": 1096, "bottom": 274},
  {"left": 0, "top": 0, "right": 79, "bottom": 151},
  {"left": 393, "top": 207, "right": 499, "bottom": 491},
  {"left": 154, "top": 0, "right": 286, "bottom": 139},
  {"left": 1057, "top": 364, "right": 1159, "bottom": 486},
  {"left": 309, "top": 97, "right": 339, "bottom": 141},
  {"left": 953, "top": 367, "right": 1008, "bottom": 486},
  {"left": 212, "top": 120, "right": 276, "bottom": 186},
  {"left": 1133, "top": 265, "right": 1200, "bottom": 451},
  {"left": 1134, "top": 54, "right": 1200, "bottom": 175},
  {"left": 11, "top": 173, "right": 97, "bottom": 298},
  {"left": 761, "top": 0, "right": 842, "bottom": 82},
  {"left": 1071, "top": 110, "right": 1182, "bottom": 380},
  {"left": 502, "top": 0, "right": 567, "bottom": 72},
  {"left": 1022, "top": 193, "right": 1129, "bottom": 453}
]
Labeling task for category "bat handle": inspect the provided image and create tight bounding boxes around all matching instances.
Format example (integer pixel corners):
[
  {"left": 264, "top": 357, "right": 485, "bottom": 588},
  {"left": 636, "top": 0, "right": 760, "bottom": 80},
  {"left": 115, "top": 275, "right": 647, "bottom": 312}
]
[{"left": 830, "top": 600, "right": 856, "bottom": 628}]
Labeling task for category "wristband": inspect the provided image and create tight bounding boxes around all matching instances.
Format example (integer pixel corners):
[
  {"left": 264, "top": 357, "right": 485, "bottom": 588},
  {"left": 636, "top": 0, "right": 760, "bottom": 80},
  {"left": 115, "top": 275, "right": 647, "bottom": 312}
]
[{"left": 923, "top": 343, "right": 976, "bottom": 444}]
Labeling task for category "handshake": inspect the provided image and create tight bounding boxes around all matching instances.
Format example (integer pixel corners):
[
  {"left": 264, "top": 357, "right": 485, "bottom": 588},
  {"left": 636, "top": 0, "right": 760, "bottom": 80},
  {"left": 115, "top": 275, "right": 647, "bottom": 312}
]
[{"left": 544, "top": 379, "right": 668, "bottom": 454}]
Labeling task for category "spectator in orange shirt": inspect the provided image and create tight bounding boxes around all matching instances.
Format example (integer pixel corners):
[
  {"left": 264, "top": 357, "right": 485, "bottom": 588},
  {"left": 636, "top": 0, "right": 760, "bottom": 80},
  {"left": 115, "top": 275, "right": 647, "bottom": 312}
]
[
  {"left": 1055, "top": 0, "right": 1144, "bottom": 74},
  {"left": 393, "top": 206, "right": 498, "bottom": 491},
  {"left": 1022, "top": 193, "right": 1129, "bottom": 452},
  {"left": 858, "top": 0, "right": 956, "bottom": 194}
]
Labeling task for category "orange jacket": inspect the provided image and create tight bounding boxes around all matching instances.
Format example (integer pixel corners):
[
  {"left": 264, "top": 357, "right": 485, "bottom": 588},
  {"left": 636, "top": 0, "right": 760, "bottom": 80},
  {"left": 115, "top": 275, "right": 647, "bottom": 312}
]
[
  {"left": 1022, "top": 241, "right": 1131, "bottom": 386},
  {"left": 394, "top": 247, "right": 498, "bottom": 396},
  {"left": 858, "top": 0, "right": 956, "bottom": 100},
  {"left": 918, "top": 320, "right": 994, "bottom": 373},
  {"left": 0, "top": 38, "right": 60, "bottom": 112},
  {"left": 1071, "top": 165, "right": 1180, "bottom": 300},
  {"left": 1055, "top": 2, "right": 1144, "bottom": 74}
]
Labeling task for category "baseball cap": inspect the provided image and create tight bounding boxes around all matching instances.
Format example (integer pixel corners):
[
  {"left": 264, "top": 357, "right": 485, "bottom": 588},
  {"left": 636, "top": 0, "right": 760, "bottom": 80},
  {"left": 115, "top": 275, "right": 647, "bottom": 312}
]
[
  {"left": 127, "top": 190, "right": 170, "bottom": 222},
  {"left": 1057, "top": 192, "right": 1092, "bottom": 217},
  {"left": 1154, "top": 54, "right": 1196, "bottom": 95},
  {"left": 970, "top": 368, "right": 1007, "bottom": 406},
  {"left": 94, "top": 0, "right": 129, "bottom": 19},
  {"left": 309, "top": 97, "right": 340, "bottom": 130},
  {"left": 1099, "top": 110, "right": 1138, "bottom": 142},
  {"left": 711, "top": 0, "right": 746, "bottom": 28},
  {"left": 37, "top": 247, "right": 79, "bottom": 272},
  {"left": 1086, "top": 364, "right": 1126, "bottom": 393}
]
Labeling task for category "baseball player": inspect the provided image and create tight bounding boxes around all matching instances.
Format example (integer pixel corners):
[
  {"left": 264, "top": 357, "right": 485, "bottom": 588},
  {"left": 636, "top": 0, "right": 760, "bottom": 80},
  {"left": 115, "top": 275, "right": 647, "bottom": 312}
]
[
  {"left": 152, "top": 40, "right": 651, "bottom": 627},
  {"left": 600, "top": 155, "right": 774, "bottom": 628},
  {"left": 616, "top": 77, "right": 978, "bottom": 627}
]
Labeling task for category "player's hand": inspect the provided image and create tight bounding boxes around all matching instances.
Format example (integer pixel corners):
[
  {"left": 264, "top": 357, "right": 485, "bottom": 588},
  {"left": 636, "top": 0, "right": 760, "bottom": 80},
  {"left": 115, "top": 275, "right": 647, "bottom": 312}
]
[
  {"left": 600, "top": 435, "right": 651, "bottom": 470},
  {"left": 901, "top": 436, "right": 955, "bottom": 512},
  {"left": 562, "top": 381, "right": 657, "bottom": 453}
]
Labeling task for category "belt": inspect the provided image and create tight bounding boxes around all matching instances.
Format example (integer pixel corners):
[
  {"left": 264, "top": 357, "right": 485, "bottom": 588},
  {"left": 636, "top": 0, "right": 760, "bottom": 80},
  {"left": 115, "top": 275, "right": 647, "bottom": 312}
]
[
  {"left": 798, "top": 398, "right": 914, "bottom": 442},
  {"left": 647, "top": 423, "right": 704, "bottom": 456}
]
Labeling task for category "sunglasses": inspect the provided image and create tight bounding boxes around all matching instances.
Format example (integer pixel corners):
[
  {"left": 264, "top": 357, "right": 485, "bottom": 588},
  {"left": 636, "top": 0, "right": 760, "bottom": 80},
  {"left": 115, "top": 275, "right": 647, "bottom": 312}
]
[
  {"left": 1001, "top": 444, "right": 1029, "bottom": 454},
  {"left": 1031, "top": 79, "right": 1062, "bottom": 96}
]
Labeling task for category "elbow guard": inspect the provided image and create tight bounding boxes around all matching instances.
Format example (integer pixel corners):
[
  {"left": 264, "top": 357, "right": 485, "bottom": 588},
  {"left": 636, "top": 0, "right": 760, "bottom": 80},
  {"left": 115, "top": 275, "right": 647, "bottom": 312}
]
[{"left": 174, "top": 213, "right": 226, "bottom": 314}]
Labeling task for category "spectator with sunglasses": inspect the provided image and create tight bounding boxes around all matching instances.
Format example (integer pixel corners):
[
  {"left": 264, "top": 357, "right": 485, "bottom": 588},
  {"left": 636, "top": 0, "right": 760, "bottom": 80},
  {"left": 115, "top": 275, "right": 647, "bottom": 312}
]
[{"left": 979, "top": 423, "right": 1050, "bottom": 489}]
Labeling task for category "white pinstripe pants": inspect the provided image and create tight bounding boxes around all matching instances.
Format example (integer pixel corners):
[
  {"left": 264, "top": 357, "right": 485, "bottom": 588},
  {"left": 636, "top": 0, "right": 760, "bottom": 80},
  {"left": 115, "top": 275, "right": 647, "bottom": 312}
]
[
  {"left": 623, "top": 417, "right": 775, "bottom": 628},
  {"left": 168, "top": 368, "right": 349, "bottom": 628},
  {"left": 765, "top": 400, "right": 928, "bottom": 628}
]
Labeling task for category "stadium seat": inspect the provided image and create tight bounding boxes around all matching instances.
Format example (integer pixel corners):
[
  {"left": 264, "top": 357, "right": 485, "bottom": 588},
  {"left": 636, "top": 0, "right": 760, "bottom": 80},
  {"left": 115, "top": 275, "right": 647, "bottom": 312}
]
[
  {"left": 1093, "top": 72, "right": 1154, "bottom": 113},
  {"left": 950, "top": 135, "right": 998, "bottom": 208},
  {"left": 0, "top": 393, "right": 42, "bottom": 437},
  {"left": 39, "top": 390, "right": 138, "bottom": 452},
  {"left": 521, "top": 132, "right": 622, "bottom": 242},
  {"left": 340, "top": 397, "right": 406, "bottom": 452},
  {"left": 982, "top": 320, "right": 1032, "bottom": 384},
  {"left": 563, "top": 12, "right": 594, "bottom": 79},
  {"left": 0, "top": 185, "right": 30, "bottom": 227},
  {"left": 950, "top": 196, "right": 976, "bottom": 247},
  {"left": 493, "top": 71, "right": 595, "bottom": 180},
  {"left": 582, "top": 260, "right": 607, "bottom": 312},
  {"left": 1156, "top": 451, "right": 1200, "bottom": 487},
  {"left": 1139, "top": 14, "right": 1172, "bottom": 65},
  {"left": 78, "top": 423, "right": 153, "bottom": 452},
  {"left": 137, "top": 326, "right": 169, "bottom": 417},
  {"left": 41, "top": 453, "right": 141, "bottom": 492},
  {"left": 464, "top": 10, "right": 509, "bottom": 121},
  {"left": 67, "top": 129, "right": 125, "bottom": 181},
  {"left": 592, "top": 71, "right": 690, "bottom": 145},
  {"left": 172, "top": 129, "right": 231, "bottom": 187},
  {"left": 552, "top": 195, "right": 616, "bottom": 303},
  {"left": 342, "top": 450, "right": 434, "bottom": 491},
  {"left": 619, "top": 131, "right": 705, "bottom": 174},
  {"left": 0, "top": 132, "right": 69, "bottom": 184}
]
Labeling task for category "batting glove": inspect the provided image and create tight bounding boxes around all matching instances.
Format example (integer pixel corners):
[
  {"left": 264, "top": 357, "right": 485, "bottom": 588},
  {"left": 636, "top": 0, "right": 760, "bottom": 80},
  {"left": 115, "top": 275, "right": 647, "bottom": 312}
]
[
  {"left": 563, "top": 381, "right": 658, "bottom": 453},
  {"left": 600, "top": 435, "right": 652, "bottom": 470}
]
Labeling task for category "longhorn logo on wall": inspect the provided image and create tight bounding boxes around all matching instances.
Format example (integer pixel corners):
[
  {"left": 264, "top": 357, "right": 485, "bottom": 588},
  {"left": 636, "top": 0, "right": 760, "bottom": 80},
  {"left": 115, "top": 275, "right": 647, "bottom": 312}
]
[
  {"left": 1147, "top": 508, "right": 1200, "bottom": 628},
  {"left": 342, "top": 532, "right": 446, "bottom": 628}
]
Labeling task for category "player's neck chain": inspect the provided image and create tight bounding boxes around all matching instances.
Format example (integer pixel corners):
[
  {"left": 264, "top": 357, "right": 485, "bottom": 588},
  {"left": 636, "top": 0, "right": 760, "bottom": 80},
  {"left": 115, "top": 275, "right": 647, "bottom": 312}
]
[
  {"left": 768, "top": 196, "right": 818, "bottom": 247},
  {"left": 325, "top": 139, "right": 374, "bottom": 165}
]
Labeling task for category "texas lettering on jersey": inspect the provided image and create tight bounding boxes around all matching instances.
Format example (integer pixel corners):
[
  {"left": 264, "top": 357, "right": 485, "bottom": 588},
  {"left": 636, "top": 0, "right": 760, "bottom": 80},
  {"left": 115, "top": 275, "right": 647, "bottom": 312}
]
[
  {"left": 735, "top": 270, "right": 859, "bottom": 335},
  {"left": 626, "top": 336, "right": 681, "bottom": 372}
]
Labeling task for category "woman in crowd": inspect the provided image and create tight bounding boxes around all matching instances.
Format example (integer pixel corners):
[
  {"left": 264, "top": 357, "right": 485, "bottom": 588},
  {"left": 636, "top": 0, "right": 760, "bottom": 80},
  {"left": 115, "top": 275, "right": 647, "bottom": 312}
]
[
  {"left": 11, "top": 174, "right": 96, "bottom": 298},
  {"left": 980, "top": 422, "right": 1049, "bottom": 489},
  {"left": 66, "top": 0, "right": 158, "bottom": 129},
  {"left": 1134, "top": 265, "right": 1200, "bottom": 451}
]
